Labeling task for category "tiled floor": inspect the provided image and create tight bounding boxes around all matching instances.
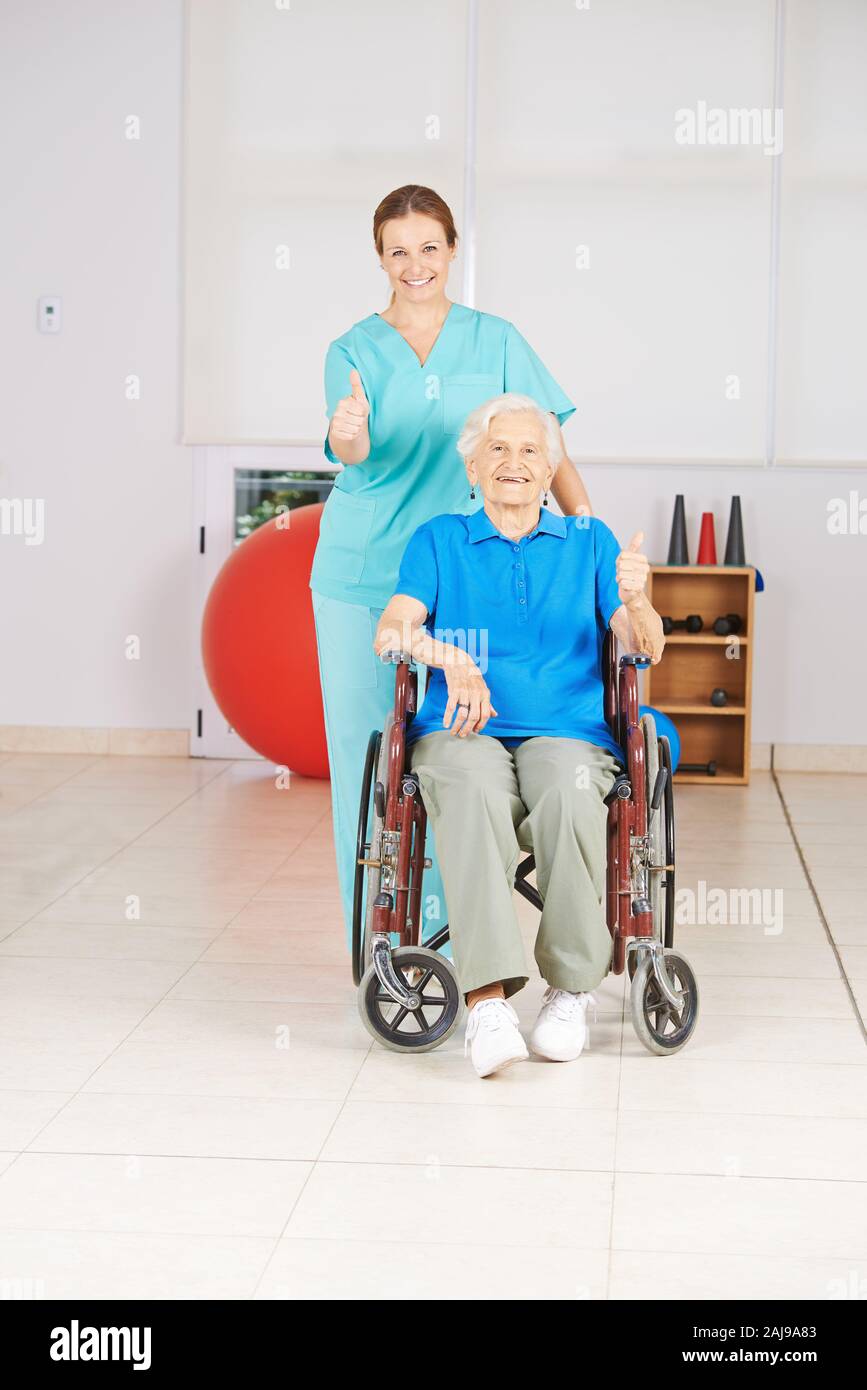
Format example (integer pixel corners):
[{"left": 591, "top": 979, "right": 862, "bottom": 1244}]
[{"left": 0, "top": 752, "right": 864, "bottom": 1300}]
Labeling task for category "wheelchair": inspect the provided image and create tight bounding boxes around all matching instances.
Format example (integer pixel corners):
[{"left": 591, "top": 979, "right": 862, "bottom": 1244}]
[{"left": 352, "top": 632, "right": 699, "bottom": 1057}]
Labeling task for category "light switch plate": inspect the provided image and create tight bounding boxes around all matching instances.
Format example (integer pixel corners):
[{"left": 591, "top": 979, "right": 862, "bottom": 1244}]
[{"left": 38, "top": 296, "right": 62, "bottom": 333}]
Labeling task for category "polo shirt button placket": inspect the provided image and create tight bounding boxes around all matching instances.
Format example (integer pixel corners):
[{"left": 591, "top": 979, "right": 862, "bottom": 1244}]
[{"left": 511, "top": 537, "right": 527, "bottom": 623}]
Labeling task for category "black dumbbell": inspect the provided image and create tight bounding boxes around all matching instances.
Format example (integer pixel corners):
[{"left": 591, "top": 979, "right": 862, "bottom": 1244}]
[
  {"left": 713, "top": 613, "right": 743, "bottom": 636},
  {"left": 679, "top": 761, "right": 718, "bottom": 776},
  {"left": 710, "top": 688, "right": 728, "bottom": 707},
  {"left": 661, "top": 614, "right": 703, "bottom": 636}
]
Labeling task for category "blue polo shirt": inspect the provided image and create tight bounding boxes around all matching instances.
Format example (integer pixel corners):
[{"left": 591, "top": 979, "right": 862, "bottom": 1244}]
[{"left": 395, "top": 508, "right": 626, "bottom": 761}]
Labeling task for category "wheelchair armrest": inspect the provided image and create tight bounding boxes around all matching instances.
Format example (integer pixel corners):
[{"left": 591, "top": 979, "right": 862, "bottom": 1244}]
[
  {"left": 604, "top": 772, "right": 632, "bottom": 807},
  {"left": 379, "top": 649, "right": 416, "bottom": 667}
]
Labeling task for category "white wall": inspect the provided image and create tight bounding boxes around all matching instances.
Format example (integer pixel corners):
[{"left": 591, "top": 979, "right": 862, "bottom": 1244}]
[
  {"left": 0, "top": 0, "right": 192, "bottom": 730},
  {"left": 0, "top": 1, "right": 864, "bottom": 749}
]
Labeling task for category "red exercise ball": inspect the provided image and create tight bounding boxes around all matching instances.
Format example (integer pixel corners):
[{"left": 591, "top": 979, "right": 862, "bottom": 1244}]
[{"left": 201, "top": 504, "right": 329, "bottom": 778}]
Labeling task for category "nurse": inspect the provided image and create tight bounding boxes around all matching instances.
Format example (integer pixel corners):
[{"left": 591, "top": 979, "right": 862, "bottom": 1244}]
[{"left": 310, "top": 184, "right": 592, "bottom": 949}]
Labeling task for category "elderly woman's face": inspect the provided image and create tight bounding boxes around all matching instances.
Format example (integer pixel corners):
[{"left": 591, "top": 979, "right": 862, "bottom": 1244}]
[{"left": 470, "top": 411, "right": 553, "bottom": 505}]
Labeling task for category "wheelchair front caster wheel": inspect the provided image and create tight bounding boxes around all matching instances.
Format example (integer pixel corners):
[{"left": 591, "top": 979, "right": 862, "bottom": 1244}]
[
  {"left": 630, "top": 949, "right": 699, "bottom": 1055},
  {"left": 358, "top": 946, "right": 464, "bottom": 1053}
]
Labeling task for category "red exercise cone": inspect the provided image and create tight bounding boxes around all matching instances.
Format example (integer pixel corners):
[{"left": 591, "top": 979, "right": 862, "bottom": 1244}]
[{"left": 697, "top": 511, "right": 717, "bottom": 564}]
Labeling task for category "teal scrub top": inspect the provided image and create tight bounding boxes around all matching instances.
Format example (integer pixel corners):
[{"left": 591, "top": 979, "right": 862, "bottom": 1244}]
[{"left": 308, "top": 302, "right": 576, "bottom": 610}]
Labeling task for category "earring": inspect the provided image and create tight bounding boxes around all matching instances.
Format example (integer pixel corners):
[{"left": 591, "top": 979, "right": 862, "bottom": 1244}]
[
  {"left": 543, "top": 490, "right": 549, "bottom": 507},
  {"left": 469, "top": 483, "right": 476, "bottom": 499}
]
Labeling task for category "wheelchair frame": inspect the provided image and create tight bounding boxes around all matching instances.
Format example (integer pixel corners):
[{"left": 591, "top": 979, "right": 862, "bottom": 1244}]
[{"left": 352, "top": 631, "right": 698, "bottom": 1056}]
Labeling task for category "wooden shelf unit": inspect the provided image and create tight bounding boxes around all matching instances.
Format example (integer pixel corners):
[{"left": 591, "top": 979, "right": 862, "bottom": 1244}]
[{"left": 645, "top": 565, "right": 756, "bottom": 785}]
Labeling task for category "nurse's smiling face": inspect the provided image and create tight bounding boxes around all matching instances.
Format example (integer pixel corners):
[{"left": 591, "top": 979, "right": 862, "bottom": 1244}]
[
  {"left": 468, "top": 411, "right": 555, "bottom": 509},
  {"left": 378, "top": 212, "right": 456, "bottom": 306}
]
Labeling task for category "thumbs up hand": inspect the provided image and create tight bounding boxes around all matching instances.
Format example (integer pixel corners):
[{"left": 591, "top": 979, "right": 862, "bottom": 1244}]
[
  {"left": 616, "top": 530, "right": 650, "bottom": 607},
  {"left": 614, "top": 530, "right": 664, "bottom": 663},
  {"left": 331, "top": 369, "right": 370, "bottom": 441}
]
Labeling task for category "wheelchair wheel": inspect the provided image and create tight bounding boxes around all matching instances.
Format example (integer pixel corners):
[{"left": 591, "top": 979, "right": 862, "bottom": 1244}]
[
  {"left": 357, "top": 947, "right": 463, "bottom": 1053},
  {"left": 352, "top": 716, "right": 395, "bottom": 986},
  {"left": 630, "top": 949, "right": 699, "bottom": 1055}
]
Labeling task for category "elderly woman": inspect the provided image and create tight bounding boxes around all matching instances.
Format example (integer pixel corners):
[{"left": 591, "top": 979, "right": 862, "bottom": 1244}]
[{"left": 373, "top": 393, "right": 666, "bottom": 1077}]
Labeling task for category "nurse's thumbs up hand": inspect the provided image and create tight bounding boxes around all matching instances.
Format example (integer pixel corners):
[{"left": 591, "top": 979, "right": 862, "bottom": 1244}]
[
  {"left": 330, "top": 370, "right": 370, "bottom": 442},
  {"left": 616, "top": 530, "right": 650, "bottom": 607}
]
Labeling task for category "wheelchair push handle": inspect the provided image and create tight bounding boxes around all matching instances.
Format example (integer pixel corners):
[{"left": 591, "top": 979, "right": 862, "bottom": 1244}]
[{"left": 378, "top": 648, "right": 416, "bottom": 667}]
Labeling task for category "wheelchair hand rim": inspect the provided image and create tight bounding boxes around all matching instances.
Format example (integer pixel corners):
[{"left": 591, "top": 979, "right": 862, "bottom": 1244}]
[{"left": 352, "top": 729, "right": 382, "bottom": 986}]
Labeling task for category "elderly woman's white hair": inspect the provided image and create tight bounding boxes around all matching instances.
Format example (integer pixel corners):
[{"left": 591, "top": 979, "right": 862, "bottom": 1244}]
[{"left": 456, "top": 393, "right": 564, "bottom": 467}]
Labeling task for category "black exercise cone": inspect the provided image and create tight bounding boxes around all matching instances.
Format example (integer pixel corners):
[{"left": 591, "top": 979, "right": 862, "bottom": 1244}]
[
  {"left": 724, "top": 495, "right": 746, "bottom": 565},
  {"left": 667, "top": 494, "right": 689, "bottom": 565}
]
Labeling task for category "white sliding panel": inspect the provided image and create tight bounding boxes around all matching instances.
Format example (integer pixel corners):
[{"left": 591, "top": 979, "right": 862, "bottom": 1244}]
[
  {"left": 474, "top": 0, "right": 777, "bottom": 463},
  {"left": 776, "top": 0, "right": 867, "bottom": 466},
  {"left": 184, "top": 0, "right": 469, "bottom": 444}
]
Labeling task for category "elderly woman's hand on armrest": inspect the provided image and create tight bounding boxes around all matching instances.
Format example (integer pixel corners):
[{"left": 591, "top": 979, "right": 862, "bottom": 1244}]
[
  {"left": 374, "top": 595, "right": 499, "bottom": 738},
  {"left": 611, "top": 531, "right": 666, "bottom": 665}
]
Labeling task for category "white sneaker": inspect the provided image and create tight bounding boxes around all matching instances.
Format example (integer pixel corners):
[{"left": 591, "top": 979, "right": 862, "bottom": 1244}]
[
  {"left": 464, "top": 998, "right": 529, "bottom": 1078},
  {"left": 529, "top": 987, "right": 597, "bottom": 1061}
]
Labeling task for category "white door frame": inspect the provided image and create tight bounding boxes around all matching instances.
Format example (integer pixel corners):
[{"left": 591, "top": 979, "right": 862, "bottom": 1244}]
[{"left": 190, "top": 444, "right": 339, "bottom": 759}]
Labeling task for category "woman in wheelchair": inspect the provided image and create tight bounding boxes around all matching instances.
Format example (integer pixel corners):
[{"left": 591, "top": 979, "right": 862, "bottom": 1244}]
[{"left": 373, "top": 393, "right": 670, "bottom": 1077}]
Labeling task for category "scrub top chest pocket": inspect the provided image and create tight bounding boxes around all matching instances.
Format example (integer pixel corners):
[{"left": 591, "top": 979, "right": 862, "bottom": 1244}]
[
  {"left": 441, "top": 374, "right": 501, "bottom": 435},
  {"left": 314, "top": 487, "right": 376, "bottom": 585}
]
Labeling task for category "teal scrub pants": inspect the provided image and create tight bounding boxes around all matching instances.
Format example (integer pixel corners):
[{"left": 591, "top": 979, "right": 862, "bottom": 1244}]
[{"left": 311, "top": 588, "right": 450, "bottom": 950}]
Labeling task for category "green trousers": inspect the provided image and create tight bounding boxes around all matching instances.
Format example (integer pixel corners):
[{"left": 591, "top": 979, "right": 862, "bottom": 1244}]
[{"left": 409, "top": 732, "right": 621, "bottom": 1000}]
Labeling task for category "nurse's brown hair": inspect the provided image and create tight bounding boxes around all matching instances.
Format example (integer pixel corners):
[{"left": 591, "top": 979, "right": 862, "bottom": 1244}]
[{"left": 373, "top": 185, "right": 458, "bottom": 254}]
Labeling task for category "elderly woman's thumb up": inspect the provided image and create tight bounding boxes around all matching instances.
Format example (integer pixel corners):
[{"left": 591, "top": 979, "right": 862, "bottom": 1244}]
[
  {"left": 616, "top": 531, "right": 650, "bottom": 606},
  {"left": 614, "top": 531, "right": 665, "bottom": 664}
]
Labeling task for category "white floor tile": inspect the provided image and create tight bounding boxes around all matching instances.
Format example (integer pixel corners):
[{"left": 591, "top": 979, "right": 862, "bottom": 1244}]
[
  {"left": 0, "top": 922, "right": 220, "bottom": 962},
  {"left": 125, "top": 998, "right": 366, "bottom": 1052},
  {"left": 0, "top": 1041, "right": 138, "bottom": 1093},
  {"left": 0, "top": 1229, "right": 274, "bottom": 1299},
  {"left": 31, "top": 891, "right": 249, "bottom": 928},
  {"left": 349, "top": 1047, "right": 622, "bottom": 1110},
  {"left": 286, "top": 1161, "right": 614, "bottom": 1249},
  {"left": 30, "top": 1092, "right": 340, "bottom": 1161},
  {"left": 320, "top": 1099, "right": 618, "bottom": 1171},
  {"left": 82, "top": 1040, "right": 369, "bottom": 1102},
  {"left": 0, "top": 1091, "right": 71, "bottom": 1148},
  {"left": 0, "top": 1152, "right": 312, "bottom": 1237},
  {"left": 692, "top": 974, "right": 856, "bottom": 1019},
  {"left": 680, "top": 943, "right": 842, "bottom": 980},
  {"left": 257, "top": 1236, "right": 609, "bottom": 1300},
  {"left": 612, "top": 1171, "right": 867, "bottom": 1259},
  {"left": 166, "top": 963, "right": 357, "bottom": 1005},
  {"left": 609, "top": 1249, "right": 864, "bottom": 1301},
  {"left": 0, "top": 956, "right": 188, "bottom": 1002},
  {"left": 615, "top": 1110, "right": 867, "bottom": 1181},
  {"left": 619, "top": 1012, "right": 866, "bottom": 1064},
  {"left": 618, "top": 1056, "right": 867, "bottom": 1119}
]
